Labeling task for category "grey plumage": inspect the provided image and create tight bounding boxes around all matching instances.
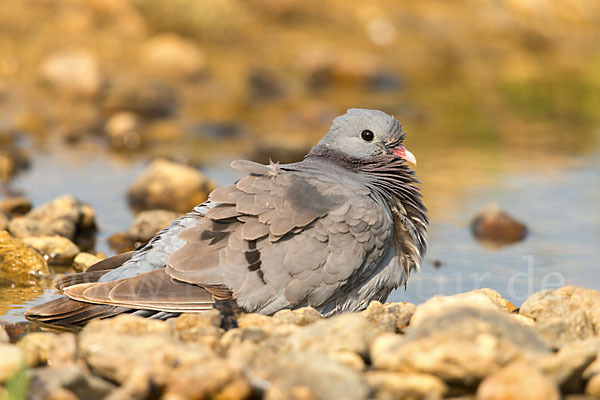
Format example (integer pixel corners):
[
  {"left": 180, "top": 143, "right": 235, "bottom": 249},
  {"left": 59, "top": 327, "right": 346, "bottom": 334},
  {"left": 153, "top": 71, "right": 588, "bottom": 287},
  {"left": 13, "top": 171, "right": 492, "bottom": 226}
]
[{"left": 26, "top": 108, "right": 428, "bottom": 328}]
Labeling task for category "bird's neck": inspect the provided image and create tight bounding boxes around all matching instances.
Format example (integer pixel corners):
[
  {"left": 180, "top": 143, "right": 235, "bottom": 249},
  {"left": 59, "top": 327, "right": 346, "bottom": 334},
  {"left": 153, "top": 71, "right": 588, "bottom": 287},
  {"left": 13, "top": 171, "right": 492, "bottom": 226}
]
[{"left": 305, "top": 149, "right": 428, "bottom": 259}]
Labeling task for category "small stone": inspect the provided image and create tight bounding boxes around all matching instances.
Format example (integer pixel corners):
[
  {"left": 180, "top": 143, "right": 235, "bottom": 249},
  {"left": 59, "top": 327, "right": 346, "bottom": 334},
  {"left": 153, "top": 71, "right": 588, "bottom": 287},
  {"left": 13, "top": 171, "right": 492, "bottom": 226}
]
[
  {"left": 29, "top": 364, "right": 115, "bottom": 400},
  {"left": 79, "top": 315, "right": 214, "bottom": 385},
  {"left": 0, "top": 343, "right": 24, "bottom": 383},
  {"left": 237, "top": 313, "right": 286, "bottom": 329},
  {"left": 366, "top": 371, "right": 447, "bottom": 400},
  {"left": 73, "top": 252, "right": 103, "bottom": 271},
  {"left": 0, "top": 196, "right": 32, "bottom": 216},
  {"left": 22, "top": 235, "right": 80, "bottom": 265},
  {"left": 410, "top": 291, "right": 499, "bottom": 327},
  {"left": 362, "top": 301, "right": 416, "bottom": 332},
  {"left": 107, "top": 231, "right": 137, "bottom": 253},
  {"left": 371, "top": 307, "right": 550, "bottom": 389},
  {"left": 129, "top": 209, "right": 182, "bottom": 242},
  {"left": 471, "top": 203, "right": 527, "bottom": 247},
  {"left": 103, "top": 78, "right": 176, "bottom": 118},
  {"left": 0, "top": 213, "right": 7, "bottom": 231},
  {"left": 8, "top": 216, "right": 76, "bottom": 240},
  {"left": 169, "top": 312, "right": 224, "bottom": 351},
  {"left": 536, "top": 338, "right": 600, "bottom": 393},
  {"left": 140, "top": 33, "right": 206, "bottom": 80},
  {"left": 105, "top": 112, "right": 143, "bottom": 150},
  {"left": 520, "top": 286, "right": 600, "bottom": 348},
  {"left": 39, "top": 50, "right": 103, "bottom": 98},
  {"left": 476, "top": 362, "right": 560, "bottom": 400},
  {"left": 127, "top": 159, "right": 216, "bottom": 213},
  {"left": 281, "top": 314, "right": 378, "bottom": 358},
  {"left": 265, "top": 352, "right": 369, "bottom": 400},
  {"left": 586, "top": 374, "right": 600, "bottom": 397},
  {"left": 0, "top": 230, "right": 50, "bottom": 278},
  {"left": 0, "top": 325, "right": 8, "bottom": 343},
  {"left": 273, "top": 307, "right": 322, "bottom": 326},
  {"left": 82, "top": 314, "right": 173, "bottom": 336},
  {"left": 164, "top": 359, "right": 252, "bottom": 400},
  {"left": 17, "top": 332, "right": 76, "bottom": 368},
  {"left": 0, "top": 321, "right": 42, "bottom": 343},
  {"left": 264, "top": 352, "right": 369, "bottom": 400},
  {"left": 8, "top": 195, "right": 97, "bottom": 240},
  {"left": 330, "top": 350, "right": 366, "bottom": 371}
]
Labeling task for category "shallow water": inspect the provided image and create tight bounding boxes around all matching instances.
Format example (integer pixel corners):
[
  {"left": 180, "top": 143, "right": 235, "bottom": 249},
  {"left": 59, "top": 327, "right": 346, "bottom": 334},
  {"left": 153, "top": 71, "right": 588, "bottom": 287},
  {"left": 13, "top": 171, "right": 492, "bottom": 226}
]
[{"left": 1, "top": 142, "right": 599, "bottom": 322}]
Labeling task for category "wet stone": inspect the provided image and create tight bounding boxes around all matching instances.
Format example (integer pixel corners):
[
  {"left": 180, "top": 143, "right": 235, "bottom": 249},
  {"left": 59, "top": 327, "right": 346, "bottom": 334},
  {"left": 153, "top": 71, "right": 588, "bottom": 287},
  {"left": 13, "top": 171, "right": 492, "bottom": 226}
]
[
  {"left": 0, "top": 230, "right": 50, "bottom": 279},
  {"left": 127, "top": 158, "right": 216, "bottom": 213},
  {"left": 0, "top": 321, "right": 42, "bottom": 343},
  {"left": 470, "top": 203, "right": 527, "bottom": 247},
  {"left": 128, "top": 209, "right": 182, "bottom": 242},
  {"left": 8, "top": 195, "right": 97, "bottom": 241},
  {"left": 22, "top": 235, "right": 80, "bottom": 266},
  {"left": 73, "top": 252, "right": 103, "bottom": 271}
]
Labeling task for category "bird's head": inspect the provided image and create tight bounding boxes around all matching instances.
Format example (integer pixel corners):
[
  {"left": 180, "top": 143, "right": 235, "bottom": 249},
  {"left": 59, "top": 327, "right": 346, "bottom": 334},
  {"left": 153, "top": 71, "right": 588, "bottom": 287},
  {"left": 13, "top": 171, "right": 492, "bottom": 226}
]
[{"left": 308, "top": 108, "right": 416, "bottom": 165}]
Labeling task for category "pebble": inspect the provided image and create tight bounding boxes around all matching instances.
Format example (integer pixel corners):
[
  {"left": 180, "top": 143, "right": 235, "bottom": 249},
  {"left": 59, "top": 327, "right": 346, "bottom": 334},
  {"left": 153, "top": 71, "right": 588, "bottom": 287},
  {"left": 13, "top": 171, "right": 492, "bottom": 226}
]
[
  {"left": 39, "top": 50, "right": 103, "bottom": 98},
  {"left": 73, "top": 252, "right": 103, "bottom": 271},
  {"left": 371, "top": 306, "right": 550, "bottom": 389},
  {"left": 273, "top": 307, "right": 323, "bottom": 326},
  {"left": 476, "top": 362, "right": 560, "bottom": 400},
  {"left": 0, "top": 213, "right": 7, "bottom": 231},
  {"left": 17, "top": 332, "right": 76, "bottom": 368},
  {"left": 102, "top": 77, "right": 176, "bottom": 118},
  {"left": 140, "top": 33, "right": 206, "bottom": 80},
  {"left": 128, "top": 209, "right": 182, "bottom": 242},
  {"left": 520, "top": 286, "right": 600, "bottom": 348},
  {"left": 127, "top": 158, "right": 216, "bottom": 213},
  {"left": 0, "top": 196, "right": 32, "bottom": 216},
  {"left": 470, "top": 203, "right": 527, "bottom": 247},
  {"left": 22, "top": 235, "right": 80, "bottom": 265},
  {"left": 0, "top": 343, "right": 24, "bottom": 383},
  {"left": 29, "top": 364, "right": 115, "bottom": 400},
  {"left": 0, "top": 230, "right": 50, "bottom": 278},
  {"left": 366, "top": 371, "right": 447, "bottom": 400},
  {"left": 105, "top": 111, "right": 143, "bottom": 150},
  {"left": 8, "top": 195, "right": 97, "bottom": 240}
]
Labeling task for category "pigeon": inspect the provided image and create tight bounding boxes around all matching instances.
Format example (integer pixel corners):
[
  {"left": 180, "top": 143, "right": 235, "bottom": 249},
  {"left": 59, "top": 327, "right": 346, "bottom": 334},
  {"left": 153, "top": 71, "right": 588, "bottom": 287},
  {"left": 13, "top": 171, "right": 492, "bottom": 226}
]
[{"left": 26, "top": 109, "right": 428, "bottom": 328}]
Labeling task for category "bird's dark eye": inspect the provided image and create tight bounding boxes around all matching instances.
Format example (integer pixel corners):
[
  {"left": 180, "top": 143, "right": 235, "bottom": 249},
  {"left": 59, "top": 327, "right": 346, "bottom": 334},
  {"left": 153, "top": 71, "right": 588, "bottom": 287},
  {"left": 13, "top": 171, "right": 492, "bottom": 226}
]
[{"left": 360, "top": 130, "right": 374, "bottom": 142}]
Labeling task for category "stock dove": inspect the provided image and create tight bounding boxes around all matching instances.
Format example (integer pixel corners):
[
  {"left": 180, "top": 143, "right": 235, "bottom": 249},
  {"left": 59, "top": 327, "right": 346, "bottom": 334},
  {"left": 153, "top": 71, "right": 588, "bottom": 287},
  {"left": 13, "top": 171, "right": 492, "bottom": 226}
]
[{"left": 26, "top": 109, "right": 428, "bottom": 328}]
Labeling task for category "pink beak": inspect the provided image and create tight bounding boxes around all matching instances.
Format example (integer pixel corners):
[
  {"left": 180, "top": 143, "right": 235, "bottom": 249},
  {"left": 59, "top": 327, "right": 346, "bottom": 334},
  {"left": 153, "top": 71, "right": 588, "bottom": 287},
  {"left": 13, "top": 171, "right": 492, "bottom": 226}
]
[{"left": 392, "top": 144, "right": 417, "bottom": 165}]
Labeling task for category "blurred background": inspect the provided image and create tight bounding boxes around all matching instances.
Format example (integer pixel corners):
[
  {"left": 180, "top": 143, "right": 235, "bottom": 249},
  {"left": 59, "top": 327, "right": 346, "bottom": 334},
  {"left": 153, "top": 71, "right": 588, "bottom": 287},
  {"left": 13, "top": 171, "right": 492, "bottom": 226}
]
[{"left": 1, "top": 0, "right": 599, "bottom": 320}]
